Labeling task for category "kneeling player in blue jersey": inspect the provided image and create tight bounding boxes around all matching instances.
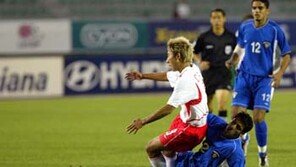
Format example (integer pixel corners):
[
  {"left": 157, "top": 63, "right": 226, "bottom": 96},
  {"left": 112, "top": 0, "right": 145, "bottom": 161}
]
[{"left": 176, "top": 112, "right": 253, "bottom": 167}]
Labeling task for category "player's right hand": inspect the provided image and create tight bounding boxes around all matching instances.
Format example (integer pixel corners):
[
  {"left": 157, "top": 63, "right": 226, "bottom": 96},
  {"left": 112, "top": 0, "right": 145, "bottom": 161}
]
[
  {"left": 126, "top": 118, "right": 144, "bottom": 134},
  {"left": 125, "top": 71, "right": 143, "bottom": 81}
]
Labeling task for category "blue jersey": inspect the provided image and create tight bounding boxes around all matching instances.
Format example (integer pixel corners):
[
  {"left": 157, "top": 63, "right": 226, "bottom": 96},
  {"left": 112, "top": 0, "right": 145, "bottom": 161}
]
[
  {"left": 237, "top": 19, "right": 291, "bottom": 76},
  {"left": 176, "top": 114, "right": 245, "bottom": 167}
]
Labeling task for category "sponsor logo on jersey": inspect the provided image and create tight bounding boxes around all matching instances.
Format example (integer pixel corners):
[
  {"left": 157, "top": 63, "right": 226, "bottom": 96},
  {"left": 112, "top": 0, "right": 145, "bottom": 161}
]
[
  {"left": 263, "top": 41, "right": 271, "bottom": 48},
  {"left": 80, "top": 23, "right": 138, "bottom": 48},
  {"left": 225, "top": 45, "right": 232, "bottom": 55},
  {"left": 212, "top": 150, "right": 220, "bottom": 158},
  {"left": 205, "top": 45, "right": 214, "bottom": 49},
  {"left": 65, "top": 61, "right": 100, "bottom": 92}
]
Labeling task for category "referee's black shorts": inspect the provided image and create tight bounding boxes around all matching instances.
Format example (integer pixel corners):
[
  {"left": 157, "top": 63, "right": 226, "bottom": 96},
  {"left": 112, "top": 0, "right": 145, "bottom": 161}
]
[{"left": 202, "top": 66, "right": 233, "bottom": 96}]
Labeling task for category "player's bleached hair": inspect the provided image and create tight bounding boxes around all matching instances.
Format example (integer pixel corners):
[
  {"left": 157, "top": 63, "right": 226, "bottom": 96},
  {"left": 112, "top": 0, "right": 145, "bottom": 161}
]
[
  {"left": 252, "top": 0, "right": 269, "bottom": 9},
  {"left": 235, "top": 112, "right": 253, "bottom": 134},
  {"left": 167, "top": 36, "right": 193, "bottom": 63}
]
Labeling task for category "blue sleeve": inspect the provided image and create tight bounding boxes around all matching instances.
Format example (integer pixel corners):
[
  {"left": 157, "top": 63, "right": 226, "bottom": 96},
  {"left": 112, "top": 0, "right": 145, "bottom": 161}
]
[
  {"left": 276, "top": 25, "right": 291, "bottom": 57},
  {"left": 176, "top": 141, "right": 237, "bottom": 167},
  {"left": 176, "top": 151, "right": 195, "bottom": 167},
  {"left": 194, "top": 147, "right": 222, "bottom": 167},
  {"left": 176, "top": 147, "right": 226, "bottom": 167},
  {"left": 198, "top": 141, "right": 235, "bottom": 167},
  {"left": 226, "top": 147, "right": 245, "bottom": 167},
  {"left": 227, "top": 155, "right": 245, "bottom": 167},
  {"left": 207, "top": 113, "right": 227, "bottom": 127},
  {"left": 176, "top": 151, "right": 211, "bottom": 167}
]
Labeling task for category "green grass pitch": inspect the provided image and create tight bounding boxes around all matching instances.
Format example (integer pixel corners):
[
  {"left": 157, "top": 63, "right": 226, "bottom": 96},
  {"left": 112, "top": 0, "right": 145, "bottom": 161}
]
[{"left": 0, "top": 91, "right": 296, "bottom": 166}]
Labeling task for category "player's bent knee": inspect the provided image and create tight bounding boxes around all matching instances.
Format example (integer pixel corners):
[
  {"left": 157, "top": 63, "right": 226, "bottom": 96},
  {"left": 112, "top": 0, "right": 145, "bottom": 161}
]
[
  {"left": 146, "top": 139, "right": 162, "bottom": 157},
  {"left": 146, "top": 140, "right": 154, "bottom": 153},
  {"left": 253, "top": 110, "right": 266, "bottom": 123},
  {"left": 162, "top": 150, "right": 175, "bottom": 157},
  {"left": 253, "top": 114, "right": 265, "bottom": 123},
  {"left": 253, "top": 117, "right": 265, "bottom": 124}
]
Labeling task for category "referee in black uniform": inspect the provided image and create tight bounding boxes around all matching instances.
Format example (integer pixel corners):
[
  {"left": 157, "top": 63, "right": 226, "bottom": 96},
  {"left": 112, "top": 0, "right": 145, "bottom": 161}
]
[{"left": 194, "top": 8, "right": 236, "bottom": 120}]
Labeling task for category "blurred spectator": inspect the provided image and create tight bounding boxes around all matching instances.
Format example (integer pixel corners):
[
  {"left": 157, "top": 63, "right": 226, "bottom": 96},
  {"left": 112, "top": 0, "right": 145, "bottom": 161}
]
[{"left": 173, "top": 0, "right": 191, "bottom": 20}]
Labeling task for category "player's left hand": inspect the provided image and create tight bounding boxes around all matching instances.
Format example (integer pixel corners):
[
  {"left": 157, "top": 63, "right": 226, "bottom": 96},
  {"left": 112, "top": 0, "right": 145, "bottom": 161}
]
[
  {"left": 126, "top": 118, "right": 144, "bottom": 134},
  {"left": 125, "top": 71, "right": 143, "bottom": 81},
  {"left": 270, "top": 71, "right": 284, "bottom": 88}
]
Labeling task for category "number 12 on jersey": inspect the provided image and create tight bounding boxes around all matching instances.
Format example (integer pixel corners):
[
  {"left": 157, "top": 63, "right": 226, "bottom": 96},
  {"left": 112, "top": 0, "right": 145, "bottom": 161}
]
[{"left": 251, "top": 42, "right": 261, "bottom": 53}]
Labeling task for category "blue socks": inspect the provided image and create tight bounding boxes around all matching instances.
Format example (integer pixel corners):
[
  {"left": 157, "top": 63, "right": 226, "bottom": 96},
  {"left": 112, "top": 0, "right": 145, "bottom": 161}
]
[{"left": 255, "top": 121, "right": 268, "bottom": 157}]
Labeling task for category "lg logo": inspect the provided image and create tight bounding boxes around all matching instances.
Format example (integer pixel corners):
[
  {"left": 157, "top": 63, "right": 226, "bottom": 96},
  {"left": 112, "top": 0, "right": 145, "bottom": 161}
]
[{"left": 65, "top": 61, "right": 99, "bottom": 92}]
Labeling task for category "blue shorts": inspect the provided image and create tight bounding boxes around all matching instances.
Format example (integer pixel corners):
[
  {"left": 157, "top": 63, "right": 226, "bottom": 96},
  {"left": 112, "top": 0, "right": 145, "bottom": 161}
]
[{"left": 232, "top": 71, "right": 273, "bottom": 112}]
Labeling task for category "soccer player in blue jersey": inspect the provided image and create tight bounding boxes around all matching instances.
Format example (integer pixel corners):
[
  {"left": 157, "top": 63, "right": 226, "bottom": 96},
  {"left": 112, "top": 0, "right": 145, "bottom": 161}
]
[
  {"left": 226, "top": 0, "right": 291, "bottom": 166},
  {"left": 175, "top": 112, "right": 253, "bottom": 167}
]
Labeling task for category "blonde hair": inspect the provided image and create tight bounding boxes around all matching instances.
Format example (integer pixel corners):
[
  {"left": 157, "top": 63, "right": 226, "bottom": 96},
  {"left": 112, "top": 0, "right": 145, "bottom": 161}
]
[{"left": 167, "top": 36, "right": 193, "bottom": 63}]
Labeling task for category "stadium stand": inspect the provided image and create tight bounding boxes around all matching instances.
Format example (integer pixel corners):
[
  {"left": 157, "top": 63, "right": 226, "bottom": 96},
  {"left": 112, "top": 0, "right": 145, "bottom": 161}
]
[{"left": 0, "top": 0, "right": 295, "bottom": 20}]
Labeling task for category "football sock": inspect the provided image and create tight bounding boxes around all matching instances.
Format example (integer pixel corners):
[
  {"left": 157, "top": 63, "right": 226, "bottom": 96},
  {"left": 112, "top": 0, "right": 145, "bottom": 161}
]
[
  {"left": 218, "top": 110, "right": 227, "bottom": 121},
  {"left": 148, "top": 156, "right": 165, "bottom": 167},
  {"left": 258, "top": 149, "right": 267, "bottom": 158},
  {"left": 163, "top": 153, "right": 177, "bottom": 167},
  {"left": 255, "top": 121, "right": 267, "bottom": 156},
  {"left": 241, "top": 133, "right": 250, "bottom": 156},
  {"left": 242, "top": 133, "right": 249, "bottom": 142}
]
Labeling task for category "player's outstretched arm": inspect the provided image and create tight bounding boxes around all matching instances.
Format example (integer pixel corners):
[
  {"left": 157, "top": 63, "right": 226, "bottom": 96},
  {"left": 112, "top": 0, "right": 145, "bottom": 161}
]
[
  {"left": 126, "top": 104, "right": 175, "bottom": 134},
  {"left": 125, "top": 71, "right": 168, "bottom": 81},
  {"left": 270, "top": 54, "right": 291, "bottom": 88}
]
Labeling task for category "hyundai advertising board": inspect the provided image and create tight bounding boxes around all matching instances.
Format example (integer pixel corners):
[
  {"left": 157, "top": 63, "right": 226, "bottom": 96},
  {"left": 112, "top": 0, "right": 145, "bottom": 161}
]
[
  {"left": 64, "top": 53, "right": 296, "bottom": 96},
  {"left": 64, "top": 54, "right": 172, "bottom": 95}
]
